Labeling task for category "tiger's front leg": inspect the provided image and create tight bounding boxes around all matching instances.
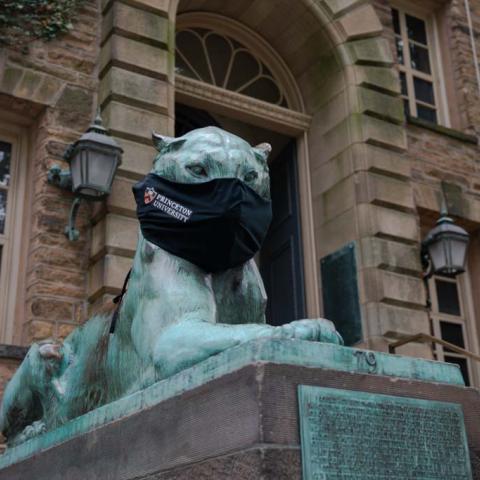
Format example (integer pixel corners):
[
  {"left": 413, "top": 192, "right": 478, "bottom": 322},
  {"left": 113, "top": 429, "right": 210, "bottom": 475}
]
[{"left": 153, "top": 317, "right": 342, "bottom": 379}]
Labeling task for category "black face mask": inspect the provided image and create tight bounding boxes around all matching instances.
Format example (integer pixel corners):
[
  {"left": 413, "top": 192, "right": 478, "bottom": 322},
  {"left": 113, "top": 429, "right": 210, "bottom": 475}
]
[{"left": 132, "top": 173, "right": 272, "bottom": 273}]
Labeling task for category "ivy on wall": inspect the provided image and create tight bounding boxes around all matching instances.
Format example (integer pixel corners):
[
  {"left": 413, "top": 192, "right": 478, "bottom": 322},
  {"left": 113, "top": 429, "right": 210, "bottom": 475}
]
[{"left": 0, "top": 0, "right": 79, "bottom": 46}]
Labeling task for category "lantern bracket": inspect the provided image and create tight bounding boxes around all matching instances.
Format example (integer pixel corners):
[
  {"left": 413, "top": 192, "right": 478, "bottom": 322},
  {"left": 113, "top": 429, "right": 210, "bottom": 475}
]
[
  {"left": 420, "top": 242, "right": 434, "bottom": 280},
  {"left": 47, "top": 164, "right": 72, "bottom": 191},
  {"left": 65, "top": 197, "right": 82, "bottom": 242}
]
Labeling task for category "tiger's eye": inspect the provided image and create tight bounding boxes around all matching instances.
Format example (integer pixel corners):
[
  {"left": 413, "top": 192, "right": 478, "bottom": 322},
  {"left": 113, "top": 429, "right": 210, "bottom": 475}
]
[
  {"left": 187, "top": 164, "right": 208, "bottom": 177},
  {"left": 244, "top": 171, "right": 258, "bottom": 183}
]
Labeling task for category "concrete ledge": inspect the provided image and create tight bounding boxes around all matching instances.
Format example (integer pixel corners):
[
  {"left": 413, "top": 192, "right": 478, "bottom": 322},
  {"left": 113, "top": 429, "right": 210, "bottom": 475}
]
[
  {"left": 0, "top": 338, "right": 466, "bottom": 474},
  {"left": 407, "top": 115, "right": 478, "bottom": 144}
]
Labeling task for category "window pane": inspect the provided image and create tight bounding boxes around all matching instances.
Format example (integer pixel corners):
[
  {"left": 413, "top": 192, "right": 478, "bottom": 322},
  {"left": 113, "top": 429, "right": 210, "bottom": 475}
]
[
  {"left": 414, "top": 77, "right": 435, "bottom": 105},
  {"left": 400, "top": 72, "right": 408, "bottom": 96},
  {"left": 176, "top": 30, "right": 211, "bottom": 83},
  {"left": 239, "top": 77, "right": 283, "bottom": 105},
  {"left": 205, "top": 33, "right": 232, "bottom": 86},
  {"left": 403, "top": 99, "right": 410, "bottom": 117},
  {"left": 417, "top": 104, "right": 437, "bottom": 123},
  {"left": 440, "top": 321, "right": 465, "bottom": 351},
  {"left": 0, "top": 190, "right": 6, "bottom": 234},
  {"left": 444, "top": 355, "right": 470, "bottom": 386},
  {"left": 392, "top": 9, "right": 400, "bottom": 35},
  {"left": 395, "top": 37, "right": 404, "bottom": 64},
  {"left": 175, "top": 54, "right": 198, "bottom": 80},
  {"left": 227, "top": 50, "right": 261, "bottom": 91},
  {"left": 0, "top": 142, "right": 11, "bottom": 187},
  {"left": 410, "top": 44, "right": 431, "bottom": 74},
  {"left": 406, "top": 14, "right": 428, "bottom": 45},
  {"left": 435, "top": 279, "right": 461, "bottom": 316}
]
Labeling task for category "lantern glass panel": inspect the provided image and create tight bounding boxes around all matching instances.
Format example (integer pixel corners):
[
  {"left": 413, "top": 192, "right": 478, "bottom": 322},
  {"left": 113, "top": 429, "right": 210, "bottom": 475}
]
[
  {"left": 70, "top": 150, "right": 82, "bottom": 192},
  {"left": 428, "top": 239, "right": 446, "bottom": 272},
  {"left": 450, "top": 238, "right": 468, "bottom": 271},
  {"left": 86, "top": 150, "right": 116, "bottom": 192}
]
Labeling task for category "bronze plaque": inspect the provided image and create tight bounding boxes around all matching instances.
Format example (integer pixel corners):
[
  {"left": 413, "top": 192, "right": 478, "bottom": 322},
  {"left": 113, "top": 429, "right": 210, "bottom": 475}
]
[{"left": 298, "top": 385, "right": 472, "bottom": 479}]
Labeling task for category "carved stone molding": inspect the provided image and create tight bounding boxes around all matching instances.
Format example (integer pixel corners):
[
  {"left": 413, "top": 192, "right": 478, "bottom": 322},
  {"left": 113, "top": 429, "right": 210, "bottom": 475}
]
[{"left": 175, "top": 75, "right": 312, "bottom": 136}]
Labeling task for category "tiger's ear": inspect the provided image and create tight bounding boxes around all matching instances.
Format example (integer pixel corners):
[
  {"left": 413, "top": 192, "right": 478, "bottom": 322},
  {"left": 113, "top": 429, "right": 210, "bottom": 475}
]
[
  {"left": 152, "top": 132, "right": 187, "bottom": 153},
  {"left": 253, "top": 143, "right": 272, "bottom": 163}
]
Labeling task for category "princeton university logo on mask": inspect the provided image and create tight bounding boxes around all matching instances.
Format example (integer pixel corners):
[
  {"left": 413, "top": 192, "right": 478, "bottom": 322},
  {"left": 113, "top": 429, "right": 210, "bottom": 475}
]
[
  {"left": 144, "top": 187, "right": 157, "bottom": 204},
  {"left": 144, "top": 186, "right": 193, "bottom": 223}
]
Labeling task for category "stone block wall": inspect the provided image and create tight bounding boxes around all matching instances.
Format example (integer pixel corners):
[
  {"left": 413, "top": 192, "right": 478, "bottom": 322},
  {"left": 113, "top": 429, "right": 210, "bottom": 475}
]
[{"left": 0, "top": 0, "right": 101, "bottom": 344}]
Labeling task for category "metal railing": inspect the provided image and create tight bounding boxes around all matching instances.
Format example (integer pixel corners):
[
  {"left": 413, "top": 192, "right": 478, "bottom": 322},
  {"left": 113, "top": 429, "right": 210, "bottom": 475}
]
[{"left": 387, "top": 332, "right": 480, "bottom": 363}]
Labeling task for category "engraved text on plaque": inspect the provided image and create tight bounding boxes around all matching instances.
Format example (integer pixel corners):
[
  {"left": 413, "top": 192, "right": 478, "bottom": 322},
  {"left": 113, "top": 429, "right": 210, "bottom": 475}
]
[{"left": 298, "top": 386, "right": 472, "bottom": 479}]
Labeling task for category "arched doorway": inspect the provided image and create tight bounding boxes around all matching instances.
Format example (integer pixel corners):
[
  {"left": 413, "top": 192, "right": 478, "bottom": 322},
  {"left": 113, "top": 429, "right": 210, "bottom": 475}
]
[{"left": 173, "top": 16, "right": 310, "bottom": 325}]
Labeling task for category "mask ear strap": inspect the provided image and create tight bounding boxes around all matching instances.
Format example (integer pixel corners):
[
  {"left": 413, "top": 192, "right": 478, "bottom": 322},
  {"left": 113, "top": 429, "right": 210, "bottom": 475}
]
[{"left": 109, "top": 268, "right": 132, "bottom": 334}]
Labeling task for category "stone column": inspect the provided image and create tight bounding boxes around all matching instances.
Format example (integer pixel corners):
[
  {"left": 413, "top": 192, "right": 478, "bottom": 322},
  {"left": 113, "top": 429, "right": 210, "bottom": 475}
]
[
  {"left": 310, "top": 1, "right": 431, "bottom": 358},
  {"left": 91, "top": 0, "right": 173, "bottom": 309}
]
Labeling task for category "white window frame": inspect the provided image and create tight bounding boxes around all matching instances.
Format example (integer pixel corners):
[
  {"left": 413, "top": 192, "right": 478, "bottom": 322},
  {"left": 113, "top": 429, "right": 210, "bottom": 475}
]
[
  {"left": 0, "top": 123, "right": 29, "bottom": 344},
  {"left": 391, "top": 1, "right": 450, "bottom": 127},
  {"left": 428, "top": 273, "right": 480, "bottom": 386}
]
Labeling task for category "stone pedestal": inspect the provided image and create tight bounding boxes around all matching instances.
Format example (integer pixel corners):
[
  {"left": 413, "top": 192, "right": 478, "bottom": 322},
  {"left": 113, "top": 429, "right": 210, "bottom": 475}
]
[{"left": 0, "top": 339, "right": 478, "bottom": 479}]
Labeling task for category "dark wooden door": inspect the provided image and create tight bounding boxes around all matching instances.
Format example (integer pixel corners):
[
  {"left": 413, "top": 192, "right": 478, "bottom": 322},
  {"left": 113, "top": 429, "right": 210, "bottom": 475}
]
[{"left": 260, "top": 141, "right": 306, "bottom": 326}]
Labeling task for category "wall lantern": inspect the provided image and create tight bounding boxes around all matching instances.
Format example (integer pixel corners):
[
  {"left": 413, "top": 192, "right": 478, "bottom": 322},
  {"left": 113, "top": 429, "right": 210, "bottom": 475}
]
[
  {"left": 48, "top": 112, "right": 123, "bottom": 241},
  {"left": 421, "top": 209, "right": 469, "bottom": 278}
]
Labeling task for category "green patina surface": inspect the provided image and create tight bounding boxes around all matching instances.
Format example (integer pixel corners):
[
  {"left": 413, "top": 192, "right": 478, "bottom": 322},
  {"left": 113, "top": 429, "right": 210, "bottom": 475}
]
[
  {"left": 298, "top": 385, "right": 472, "bottom": 479},
  {"left": 0, "top": 127, "right": 342, "bottom": 449},
  {"left": 0, "top": 339, "right": 464, "bottom": 470}
]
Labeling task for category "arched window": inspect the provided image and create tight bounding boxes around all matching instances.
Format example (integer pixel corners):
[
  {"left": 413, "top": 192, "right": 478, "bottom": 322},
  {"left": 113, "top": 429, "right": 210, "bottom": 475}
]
[{"left": 175, "top": 27, "right": 289, "bottom": 108}]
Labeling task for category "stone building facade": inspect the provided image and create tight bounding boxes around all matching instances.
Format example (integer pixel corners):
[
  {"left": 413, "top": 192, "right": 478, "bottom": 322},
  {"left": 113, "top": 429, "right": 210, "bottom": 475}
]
[{"left": 1, "top": 0, "right": 480, "bottom": 399}]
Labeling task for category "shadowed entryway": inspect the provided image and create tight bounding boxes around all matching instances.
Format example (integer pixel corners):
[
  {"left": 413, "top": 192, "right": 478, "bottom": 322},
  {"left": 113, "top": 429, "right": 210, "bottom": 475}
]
[{"left": 175, "top": 103, "right": 306, "bottom": 325}]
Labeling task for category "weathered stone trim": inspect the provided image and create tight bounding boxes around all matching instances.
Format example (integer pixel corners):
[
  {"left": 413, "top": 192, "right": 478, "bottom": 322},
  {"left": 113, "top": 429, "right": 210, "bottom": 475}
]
[
  {"left": 335, "top": 4, "right": 383, "bottom": 41},
  {"left": 88, "top": 252, "right": 133, "bottom": 302},
  {"left": 407, "top": 115, "right": 478, "bottom": 144},
  {"left": 99, "top": 35, "right": 169, "bottom": 80},
  {"left": 345, "top": 37, "right": 394, "bottom": 67},
  {"left": 108, "top": 129, "right": 153, "bottom": 147},
  {"left": 87, "top": 285, "right": 122, "bottom": 304},
  {"left": 354, "top": 65, "right": 401, "bottom": 96},
  {"left": 99, "top": 59, "right": 168, "bottom": 82},
  {"left": 175, "top": 75, "right": 311, "bottom": 136},
  {"left": 102, "top": 0, "right": 169, "bottom": 17},
  {"left": 320, "top": 0, "right": 370, "bottom": 19},
  {"left": 101, "top": 1, "right": 169, "bottom": 49},
  {"left": 100, "top": 93, "right": 169, "bottom": 115},
  {"left": 374, "top": 232, "right": 419, "bottom": 247},
  {"left": 0, "top": 64, "right": 66, "bottom": 107},
  {"left": 360, "top": 237, "right": 422, "bottom": 276},
  {"left": 0, "top": 345, "right": 28, "bottom": 360},
  {"left": 101, "top": 27, "right": 168, "bottom": 50},
  {"left": 90, "top": 246, "right": 136, "bottom": 265}
]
